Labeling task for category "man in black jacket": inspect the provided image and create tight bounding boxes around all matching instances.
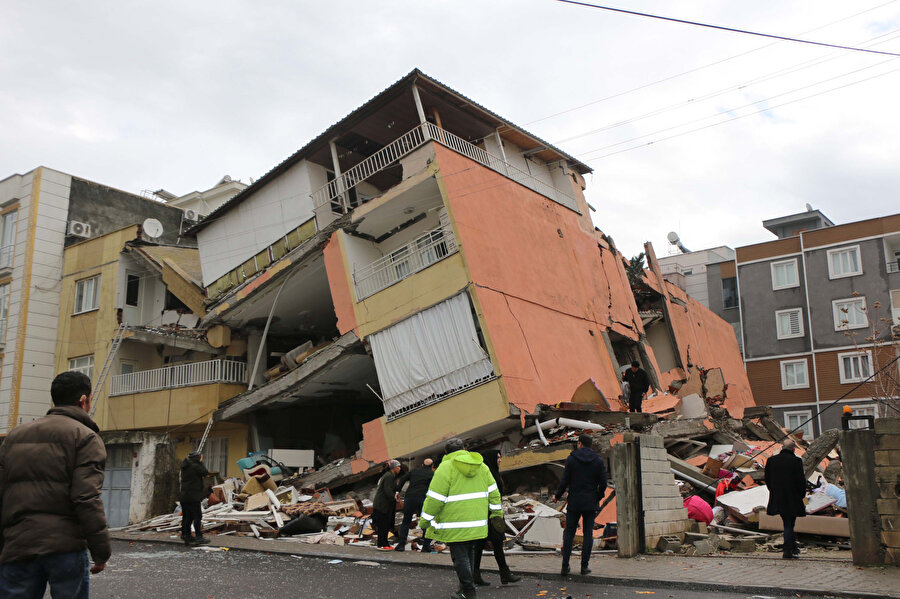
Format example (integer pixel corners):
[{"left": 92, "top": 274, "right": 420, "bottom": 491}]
[
  {"left": 180, "top": 452, "right": 209, "bottom": 545},
  {"left": 622, "top": 361, "right": 650, "bottom": 413},
  {"left": 764, "top": 439, "right": 806, "bottom": 559},
  {"left": 554, "top": 434, "right": 608, "bottom": 576},
  {"left": 394, "top": 458, "right": 435, "bottom": 552},
  {"left": 373, "top": 460, "right": 401, "bottom": 550}
]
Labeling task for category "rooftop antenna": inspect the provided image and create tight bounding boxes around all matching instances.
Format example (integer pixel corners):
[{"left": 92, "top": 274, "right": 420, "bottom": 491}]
[{"left": 667, "top": 231, "right": 690, "bottom": 254}]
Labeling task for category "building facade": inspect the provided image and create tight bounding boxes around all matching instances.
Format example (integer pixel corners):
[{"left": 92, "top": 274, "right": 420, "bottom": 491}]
[{"left": 736, "top": 210, "right": 900, "bottom": 438}]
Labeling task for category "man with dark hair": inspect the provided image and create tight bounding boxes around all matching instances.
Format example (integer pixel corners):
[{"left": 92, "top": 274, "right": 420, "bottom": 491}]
[
  {"left": 554, "top": 433, "right": 608, "bottom": 576},
  {"left": 0, "top": 371, "right": 110, "bottom": 598},
  {"left": 394, "top": 458, "right": 435, "bottom": 552},
  {"left": 421, "top": 438, "right": 502, "bottom": 599},
  {"left": 622, "top": 361, "right": 650, "bottom": 413},
  {"left": 180, "top": 451, "right": 210, "bottom": 545},
  {"left": 764, "top": 439, "right": 806, "bottom": 559}
]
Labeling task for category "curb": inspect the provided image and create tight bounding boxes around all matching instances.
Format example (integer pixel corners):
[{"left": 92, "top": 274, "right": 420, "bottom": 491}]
[{"left": 112, "top": 533, "right": 892, "bottom": 599}]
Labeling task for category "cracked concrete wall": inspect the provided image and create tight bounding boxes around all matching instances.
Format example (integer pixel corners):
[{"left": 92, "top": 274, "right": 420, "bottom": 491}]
[{"left": 103, "top": 431, "right": 178, "bottom": 524}]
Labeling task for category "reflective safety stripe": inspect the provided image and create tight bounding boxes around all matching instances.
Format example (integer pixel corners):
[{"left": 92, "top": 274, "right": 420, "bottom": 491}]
[
  {"left": 431, "top": 519, "right": 488, "bottom": 530},
  {"left": 489, "top": 503, "right": 502, "bottom": 510},
  {"left": 445, "top": 491, "right": 488, "bottom": 502},
  {"left": 487, "top": 483, "right": 498, "bottom": 493},
  {"left": 426, "top": 490, "right": 448, "bottom": 502},
  {"left": 420, "top": 512, "right": 434, "bottom": 522}
]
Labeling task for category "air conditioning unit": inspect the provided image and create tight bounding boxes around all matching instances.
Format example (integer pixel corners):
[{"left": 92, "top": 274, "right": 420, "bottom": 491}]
[
  {"left": 183, "top": 209, "right": 199, "bottom": 221},
  {"left": 67, "top": 221, "right": 92, "bottom": 238}
]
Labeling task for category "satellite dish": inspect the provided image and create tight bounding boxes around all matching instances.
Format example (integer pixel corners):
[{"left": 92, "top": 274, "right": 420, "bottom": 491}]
[
  {"left": 142, "top": 218, "right": 164, "bottom": 239},
  {"left": 805, "top": 203, "right": 814, "bottom": 212},
  {"left": 667, "top": 231, "right": 680, "bottom": 245}
]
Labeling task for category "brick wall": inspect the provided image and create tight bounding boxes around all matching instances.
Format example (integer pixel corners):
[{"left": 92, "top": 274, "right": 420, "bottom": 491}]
[
  {"left": 639, "top": 434, "right": 691, "bottom": 547},
  {"left": 874, "top": 418, "right": 900, "bottom": 565}
]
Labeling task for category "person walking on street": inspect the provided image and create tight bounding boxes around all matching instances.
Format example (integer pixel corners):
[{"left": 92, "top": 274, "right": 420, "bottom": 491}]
[
  {"left": 472, "top": 450, "right": 521, "bottom": 587},
  {"left": 394, "top": 458, "right": 435, "bottom": 552},
  {"left": 180, "top": 451, "right": 210, "bottom": 545},
  {"left": 554, "top": 433, "right": 608, "bottom": 576},
  {"left": 421, "top": 438, "right": 502, "bottom": 599},
  {"left": 622, "top": 361, "right": 650, "bottom": 413},
  {"left": 374, "top": 459, "right": 402, "bottom": 550},
  {"left": 0, "top": 371, "right": 110, "bottom": 598},
  {"left": 764, "top": 439, "right": 806, "bottom": 559}
]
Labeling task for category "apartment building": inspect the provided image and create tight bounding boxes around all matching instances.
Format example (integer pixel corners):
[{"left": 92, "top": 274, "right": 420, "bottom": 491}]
[
  {"left": 191, "top": 70, "right": 754, "bottom": 469},
  {"left": 153, "top": 174, "right": 248, "bottom": 223},
  {"left": 735, "top": 209, "right": 900, "bottom": 438},
  {"left": 0, "top": 167, "right": 188, "bottom": 433}
]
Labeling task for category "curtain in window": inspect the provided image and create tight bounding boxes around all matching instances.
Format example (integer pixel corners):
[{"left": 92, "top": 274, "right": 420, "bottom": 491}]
[{"left": 369, "top": 292, "right": 494, "bottom": 417}]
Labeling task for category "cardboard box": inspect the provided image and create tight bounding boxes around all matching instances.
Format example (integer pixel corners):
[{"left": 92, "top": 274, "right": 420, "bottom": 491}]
[{"left": 758, "top": 513, "right": 850, "bottom": 538}]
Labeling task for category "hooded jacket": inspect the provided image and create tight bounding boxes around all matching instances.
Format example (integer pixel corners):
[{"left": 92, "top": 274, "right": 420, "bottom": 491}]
[
  {"left": 0, "top": 405, "right": 110, "bottom": 564},
  {"left": 555, "top": 446, "right": 608, "bottom": 512},
  {"left": 420, "top": 450, "right": 502, "bottom": 543},
  {"left": 180, "top": 454, "right": 209, "bottom": 503}
]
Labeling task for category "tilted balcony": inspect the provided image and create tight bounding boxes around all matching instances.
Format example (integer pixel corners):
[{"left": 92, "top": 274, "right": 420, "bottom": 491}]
[{"left": 109, "top": 359, "right": 247, "bottom": 396}]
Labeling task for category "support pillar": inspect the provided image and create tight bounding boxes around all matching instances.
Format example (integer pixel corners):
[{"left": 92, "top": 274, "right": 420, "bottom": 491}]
[
  {"left": 841, "top": 427, "right": 884, "bottom": 565},
  {"left": 329, "top": 139, "right": 347, "bottom": 213},
  {"left": 412, "top": 84, "right": 431, "bottom": 140},
  {"left": 612, "top": 436, "right": 643, "bottom": 557}
]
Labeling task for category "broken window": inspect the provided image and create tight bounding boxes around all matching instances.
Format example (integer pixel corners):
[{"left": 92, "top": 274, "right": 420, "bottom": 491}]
[
  {"left": 125, "top": 274, "right": 140, "bottom": 307},
  {"left": 164, "top": 290, "right": 191, "bottom": 312}
]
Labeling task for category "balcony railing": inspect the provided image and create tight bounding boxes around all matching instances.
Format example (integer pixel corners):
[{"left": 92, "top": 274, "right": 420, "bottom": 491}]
[
  {"left": 353, "top": 223, "right": 458, "bottom": 300},
  {"left": 310, "top": 123, "right": 579, "bottom": 215},
  {"left": 109, "top": 359, "right": 247, "bottom": 396}
]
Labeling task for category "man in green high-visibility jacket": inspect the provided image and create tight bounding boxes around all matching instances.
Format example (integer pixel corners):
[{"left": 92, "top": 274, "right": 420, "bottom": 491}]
[{"left": 420, "top": 438, "right": 502, "bottom": 599}]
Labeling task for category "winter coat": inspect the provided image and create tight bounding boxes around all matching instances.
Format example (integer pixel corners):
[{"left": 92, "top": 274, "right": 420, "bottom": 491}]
[
  {"left": 396, "top": 466, "right": 434, "bottom": 501},
  {"left": 555, "top": 446, "right": 608, "bottom": 512},
  {"left": 180, "top": 455, "right": 209, "bottom": 503},
  {"left": 420, "top": 450, "right": 502, "bottom": 543},
  {"left": 0, "top": 405, "right": 111, "bottom": 564},
  {"left": 623, "top": 368, "right": 650, "bottom": 398},
  {"left": 373, "top": 469, "right": 398, "bottom": 514},
  {"left": 765, "top": 449, "right": 806, "bottom": 518}
]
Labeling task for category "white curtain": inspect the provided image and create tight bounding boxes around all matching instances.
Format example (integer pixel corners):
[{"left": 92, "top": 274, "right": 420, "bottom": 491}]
[{"left": 370, "top": 292, "right": 494, "bottom": 417}]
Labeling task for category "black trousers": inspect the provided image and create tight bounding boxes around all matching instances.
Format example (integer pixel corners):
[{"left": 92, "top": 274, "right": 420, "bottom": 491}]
[
  {"left": 474, "top": 536, "right": 509, "bottom": 575},
  {"left": 181, "top": 501, "right": 203, "bottom": 538},
  {"left": 373, "top": 508, "right": 395, "bottom": 547},
  {"left": 628, "top": 395, "right": 643, "bottom": 413},
  {"left": 781, "top": 514, "right": 798, "bottom": 557},
  {"left": 448, "top": 540, "right": 477, "bottom": 594},
  {"left": 561, "top": 509, "right": 597, "bottom": 569}
]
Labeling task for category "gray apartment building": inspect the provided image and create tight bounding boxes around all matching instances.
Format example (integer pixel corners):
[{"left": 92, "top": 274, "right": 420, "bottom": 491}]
[{"left": 733, "top": 209, "right": 900, "bottom": 438}]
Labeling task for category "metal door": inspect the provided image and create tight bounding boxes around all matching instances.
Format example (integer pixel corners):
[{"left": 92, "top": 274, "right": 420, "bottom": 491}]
[{"left": 102, "top": 445, "right": 133, "bottom": 528}]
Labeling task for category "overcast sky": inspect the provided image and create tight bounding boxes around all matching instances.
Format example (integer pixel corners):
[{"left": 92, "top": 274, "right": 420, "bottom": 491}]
[{"left": 2, "top": 0, "right": 898, "bottom": 258}]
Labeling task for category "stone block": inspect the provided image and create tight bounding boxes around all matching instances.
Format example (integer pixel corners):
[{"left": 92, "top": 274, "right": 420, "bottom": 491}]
[
  {"left": 875, "top": 450, "right": 900, "bottom": 467},
  {"left": 645, "top": 508, "right": 689, "bottom": 524},
  {"left": 685, "top": 531, "right": 709, "bottom": 542},
  {"left": 643, "top": 496, "right": 685, "bottom": 511},
  {"left": 657, "top": 535, "right": 682, "bottom": 552},
  {"left": 882, "top": 531, "right": 900, "bottom": 548},
  {"left": 639, "top": 435, "right": 664, "bottom": 449},
  {"left": 875, "top": 435, "right": 900, "bottom": 450},
  {"left": 877, "top": 498, "right": 900, "bottom": 515},
  {"left": 692, "top": 539, "right": 713, "bottom": 555},
  {"left": 688, "top": 520, "right": 708, "bottom": 534},
  {"left": 640, "top": 458, "right": 672, "bottom": 474},
  {"left": 874, "top": 419, "right": 900, "bottom": 435},
  {"left": 730, "top": 537, "right": 757, "bottom": 552}
]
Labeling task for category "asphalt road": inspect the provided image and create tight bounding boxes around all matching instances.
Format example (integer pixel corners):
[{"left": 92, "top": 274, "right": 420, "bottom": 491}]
[{"left": 85, "top": 540, "right": 797, "bottom": 599}]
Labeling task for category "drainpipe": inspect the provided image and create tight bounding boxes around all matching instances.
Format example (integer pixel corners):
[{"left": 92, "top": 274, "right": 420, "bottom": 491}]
[
  {"left": 522, "top": 417, "right": 605, "bottom": 436},
  {"left": 799, "top": 233, "right": 824, "bottom": 436}
]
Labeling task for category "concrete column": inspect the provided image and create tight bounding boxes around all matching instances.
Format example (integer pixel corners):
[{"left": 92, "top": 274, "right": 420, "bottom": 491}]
[
  {"left": 329, "top": 139, "right": 347, "bottom": 214},
  {"left": 246, "top": 329, "right": 267, "bottom": 388},
  {"left": 841, "top": 428, "right": 884, "bottom": 565},
  {"left": 411, "top": 84, "right": 431, "bottom": 141},
  {"left": 612, "top": 437, "right": 643, "bottom": 557},
  {"left": 493, "top": 130, "right": 509, "bottom": 175}
]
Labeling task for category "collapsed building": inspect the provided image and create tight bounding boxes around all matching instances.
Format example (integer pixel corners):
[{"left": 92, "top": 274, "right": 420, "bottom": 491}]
[{"left": 187, "top": 69, "right": 755, "bottom": 473}]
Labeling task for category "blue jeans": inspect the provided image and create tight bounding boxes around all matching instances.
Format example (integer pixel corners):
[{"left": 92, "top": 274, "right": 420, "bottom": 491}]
[
  {"left": 0, "top": 550, "right": 90, "bottom": 599},
  {"left": 448, "top": 541, "right": 477, "bottom": 594}
]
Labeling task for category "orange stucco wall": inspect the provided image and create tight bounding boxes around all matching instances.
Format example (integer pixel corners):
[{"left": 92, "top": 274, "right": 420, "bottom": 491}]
[
  {"left": 435, "top": 145, "right": 645, "bottom": 414},
  {"left": 323, "top": 232, "right": 358, "bottom": 336}
]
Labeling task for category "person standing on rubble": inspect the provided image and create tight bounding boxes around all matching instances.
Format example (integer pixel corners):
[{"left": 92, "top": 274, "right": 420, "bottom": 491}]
[
  {"left": 472, "top": 450, "right": 521, "bottom": 586},
  {"left": 764, "top": 439, "right": 806, "bottom": 559},
  {"left": 394, "top": 458, "right": 435, "bottom": 552},
  {"left": 554, "top": 433, "right": 608, "bottom": 576},
  {"left": 0, "top": 371, "right": 110, "bottom": 598},
  {"left": 421, "top": 438, "right": 502, "bottom": 599},
  {"left": 373, "top": 459, "right": 402, "bottom": 550},
  {"left": 180, "top": 451, "right": 210, "bottom": 545},
  {"left": 622, "top": 360, "right": 650, "bottom": 413}
]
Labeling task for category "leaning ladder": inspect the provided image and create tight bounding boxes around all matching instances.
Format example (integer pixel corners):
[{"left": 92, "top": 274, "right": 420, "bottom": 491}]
[
  {"left": 90, "top": 324, "right": 128, "bottom": 418},
  {"left": 196, "top": 416, "right": 215, "bottom": 454}
]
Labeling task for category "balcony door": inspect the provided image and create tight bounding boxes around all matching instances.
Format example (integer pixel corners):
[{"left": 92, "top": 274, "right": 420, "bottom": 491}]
[{"left": 123, "top": 272, "right": 142, "bottom": 324}]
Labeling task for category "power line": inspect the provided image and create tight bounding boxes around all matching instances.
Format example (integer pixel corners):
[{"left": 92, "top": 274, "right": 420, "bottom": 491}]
[
  {"left": 526, "top": 0, "right": 899, "bottom": 125},
  {"left": 553, "top": 0, "right": 900, "bottom": 57}
]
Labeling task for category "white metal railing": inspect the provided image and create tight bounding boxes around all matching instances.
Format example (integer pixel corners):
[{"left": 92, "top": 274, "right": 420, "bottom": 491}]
[
  {"left": 310, "top": 123, "right": 579, "bottom": 215},
  {"left": 354, "top": 223, "right": 458, "bottom": 299},
  {"left": 109, "top": 359, "right": 247, "bottom": 396},
  {"left": 0, "top": 245, "right": 12, "bottom": 269}
]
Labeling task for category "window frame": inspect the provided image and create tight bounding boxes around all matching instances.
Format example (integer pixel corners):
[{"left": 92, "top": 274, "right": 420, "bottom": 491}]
[
  {"left": 780, "top": 359, "right": 810, "bottom": 390},
  {"left": 827, "top": 245, "right": 862, "bottom": 279},
  {"left": 770, "top": 258, "right": 800, "bottom": 290},
  {"left": 832, "top": 296, "right": 868, "bottom": 331},
  {"left": 847, "top": 404, "right": 877, "bottom": 429},
  {"left": 837, "top": 350, "right": 873, "bottom": 384},
  {"left": 68, "top": 355, "right": 95, "bottom": 379},
  {"left": 784, "top": 410, "right": 814, "bottom": 439},
  {"left": 74, "top": 275, "right": 101, "bottom": 315},
  {"left": 0, "top": 209, "right": 17, "bottom": 269},
  {"left": 721, "top": 276, "right": 738, "bottom": 310},
  {"left": 0, "top": 281, "right": 10, "bottom": 340},
  {"left": 775, "top": 307, "right": 804, "bottom": 340}
]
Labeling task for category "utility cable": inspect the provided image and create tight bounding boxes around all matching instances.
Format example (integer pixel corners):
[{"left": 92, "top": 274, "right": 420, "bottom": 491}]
[{"left": 553, "top": 0, "right": 900, "bottom": 57}]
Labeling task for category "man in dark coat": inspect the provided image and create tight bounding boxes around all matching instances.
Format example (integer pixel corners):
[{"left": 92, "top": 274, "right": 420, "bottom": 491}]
[
  {"left": 0, "top": 371, "right": 110, "bottom": 598},
  {"left": 180, "top": 451, "right": 210, "bottom": 545},
  {"left": 554, "top": 434, "right": 608, "bottom": 576},
  {"left": 622, "top": 361, "right": 650, "bottom": 413},
  {"left": 373, "top": 459, "right": 401, "bottom": 549},
  {"left": 394, "top": 458, "right": 435, "bottom": 552},
  {"left": 764, "top": 439, "right": 806, "bottom": 559}
]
